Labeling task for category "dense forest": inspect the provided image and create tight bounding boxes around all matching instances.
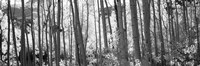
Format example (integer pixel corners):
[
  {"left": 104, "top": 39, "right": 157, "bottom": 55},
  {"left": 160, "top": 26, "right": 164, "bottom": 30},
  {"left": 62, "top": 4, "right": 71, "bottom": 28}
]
[{"left": 0, "top": 0, "right": 200, "bottom": 66}]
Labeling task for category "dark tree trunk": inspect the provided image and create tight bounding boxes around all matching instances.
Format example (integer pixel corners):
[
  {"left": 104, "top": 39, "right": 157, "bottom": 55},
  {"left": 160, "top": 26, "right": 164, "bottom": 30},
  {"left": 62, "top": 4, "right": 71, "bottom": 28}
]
[
  {"left": 21, "top": 0, "right": 26, "bottom": 66},
  {"left": 7, "top": 0, "right": 11, "bottom": 65},
  {"left": 130, "top": 0, "right": 141, "bottom": 60},
  {"left": 142, "top": 0, "right": 152, "bottom": 65}
]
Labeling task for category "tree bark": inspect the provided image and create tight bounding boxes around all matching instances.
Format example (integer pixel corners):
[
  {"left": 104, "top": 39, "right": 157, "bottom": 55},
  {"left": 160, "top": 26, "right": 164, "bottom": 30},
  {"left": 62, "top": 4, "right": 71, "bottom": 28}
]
[
  {"left": 48, "top": 1, "right": 53, "bottom": 66},
  {"left": 175, "top": 0, "right": 180, "bottom": 42},
  {"left": 93, "top": 0, "right": 98, "bottom": 66},
  {"left": 74, "top": 0, "right": 87, "bottom": 66},
  {"left": 100, "top": 0, "right": 108, "bottom": 50},
  {"left": 37, "top": 0, "right": 42, "bottom": 65},
  {"left": 116, "top": 0, "right": 129, "bottom": 66},
  {"left": 7, "top": 0, "right": 11, "bottom": 65},
  {"left": 152, "top": 0, "right": 158, "bottom": 57},
  {"left": 30, "top": 0, "right": 35, "bottom": 65},
  {"left": 56, "top": 0, "right": 61, "bottom": 66},
  {"left": 130, "top": 0, "right": 141, "bottom": 60},
  {"left": 105, "top": 0, "right": 112, "bottom": 34},
  {"left": 84, "top": 0, "right": 89, "bottom": 50},
  {"left": 97, "top": 0, "right": 102, "bottom": 65},
  {"left": 195, "top": 0, "right": 200, "bottom": 62},
  {"left": 142, "top": 0, "right": 152, "bottom": 65},
  {"left": 21, "top": 0, "right": 26, "bottom": 66},
  {"left": 158, "top": 0, "right": 165, "bottom": 65}
]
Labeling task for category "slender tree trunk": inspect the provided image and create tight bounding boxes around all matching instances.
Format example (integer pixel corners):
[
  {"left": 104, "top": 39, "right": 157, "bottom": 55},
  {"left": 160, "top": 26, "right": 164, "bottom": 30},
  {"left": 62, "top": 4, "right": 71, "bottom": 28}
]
[
  {"left": 41, "top": 1, "right": 44, "bottom": 65},
  {"left": 175, "top": 1, "right": 179, "bottom": 42},
  {"left": 69, "top": 2, "right": 73, "bottom": 65},
  {"left": 30, "top": 0, "right": 35, "bottom": 66},
  {"left": 158, "top": 0, "right": 165, "bottom": 65},
  {"left": 152, "top": 0, "right": 158, "bottom": 57},
  {"left": 48, "top": 1, "right": 53, "bottom": 66},
  {"left": 49, "top": 0, "right": 53, "bottom": 66},
  {"left": 93, "top": 0, "right": 99, "bottom": 66},
  {"left": 130, "top": 0, "right": 141, "bottom": 61},
  {"left": 0, "top": 19, "right": 2, "bottom": 61},
  {"left": 136, "top": 0, "right": 144, "bottom": 58},
  {"left": 25, "top": 28, "right": 30, "bottom": 66},
  {"left": 93, "top": 0, "right": 98, "bottom": 62},
  {"left": 183, "top": 0, "right": 187, "bottom": 34},
  {"left": 37, "top": 0, "right": 42, "bottom": 66},
  {"left": 57, "top": 0, "right": 61, "bottom": 66},
  {"left": 21, "top": 0, "right": 26, "bottom": 65},
  {"left": 100, "top": 0, "right": 108, "bottom": 51},
  {"left": 114, "top": 0, "right": 119, "bottom": 28},
  {"left": 70, "top": 18, "right": 73, "bottom": 66},
  {"left": 93, "top": 0, "right": 98, "bottom": 65},
  {"left": 166, "top": 1, "right": 171, "bottom": 65},
  {"left": 195, "top": 0, "right": 200, "bottom": 62},
  {"left": 61, "top": 0, "right": 66, "bottom": 65},
  {"left": 123, "top": 1, "right": 128, "bottom": 64},
  {"left": 105, "top": 0, "right": 112, "bottom": 34},
  {"left": 7, "top": 0, "right": 11, "bottom": 65},
  {"left": 46, "top": 18, "right": 49, "bottom": 66},
  {"left": 97, "top": 0, "right": 102, "bottom": 65},
  {"left": 45, "top": 1, "right": 50, "bottom": 65},
  {"left": 69, "top": 0, "right": 80, "bottom": 65},
  {"left": 84, "top": 0, "right": 89, "bottom": 50}
]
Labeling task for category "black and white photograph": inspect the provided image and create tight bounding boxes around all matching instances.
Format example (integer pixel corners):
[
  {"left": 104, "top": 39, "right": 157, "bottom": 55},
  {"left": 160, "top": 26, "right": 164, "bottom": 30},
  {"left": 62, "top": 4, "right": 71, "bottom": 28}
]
[{"left": 0, "top": 0, "right": 200, "bottom": 66}]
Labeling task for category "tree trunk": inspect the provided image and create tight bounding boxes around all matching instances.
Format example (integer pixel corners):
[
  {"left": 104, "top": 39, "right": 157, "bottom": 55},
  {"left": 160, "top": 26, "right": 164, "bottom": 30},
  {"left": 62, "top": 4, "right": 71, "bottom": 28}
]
[
  {"left": 114, "top": 0, "right": 119, "bottom": 28},
  {"left": 45, "top": 2, "right": 50, "bottom": 65},
  {"left": 152, "top": 0, "right": 158, "bottom": 57},
  {"left": 0, "top": 12, "right": 1, "bottom": 61},
  {"left": 61, "top": 0, "right": 66, "bottom": 65},
  {"left": 49, "top": 1, "right": 53, "bottom": 66},
  {"left": 37, "top": 0, "right": 42, "bottom": 65},
  {"left": 56, "top": 0, "right": 61, "bottom": 66},
  {"left": 97, "top": 0, "right": 102, "bottom": 65},
  {"left": 84, "top": 0, "right": 89, "bottom": 50},
  {"left": 105, "top": 0, "right": 112, "bottom": 34},
  {"left": 7, "top": 0, "right": 11, "bottom": 65},
  {"left": 116, "top": 0, "right": 129, "bottom": 66},
  {"left": 74, "top": 0, "right": 87, "bottom": 66},
  {"left": 158, "top": 0, "right": 165, "bottom": 65},
  {"left": 93, "top": 0, "right": 98, "bottom": 66},
  {"left": 69, "top": 1, "right": 73, "bottom": 65},
  {"left": 21, "top": 0, "right": 26, "bottom": 66},
  {"left": 136, "top": 0, "right": 144, "bottom": 58},
  {"left": 30, "top": 0, "right": 35, "bottom": 65},
  {"left": 142, "top": 0, "right": 152, "bottom": 65},
  {"left": 195, "top": 0, "right": 200, "bottom": 62},
  {"left": 130, "top": 0, "right": 141, "bottom": 60},
  {"left": 100, "top": 0, "right": 108, "bottom": 51},
  {"left": 69, "top": 0, "right": 80, "bottom": 65},
  {"left": 175, "top": 1, "right": 180, "bottom": 42}
]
